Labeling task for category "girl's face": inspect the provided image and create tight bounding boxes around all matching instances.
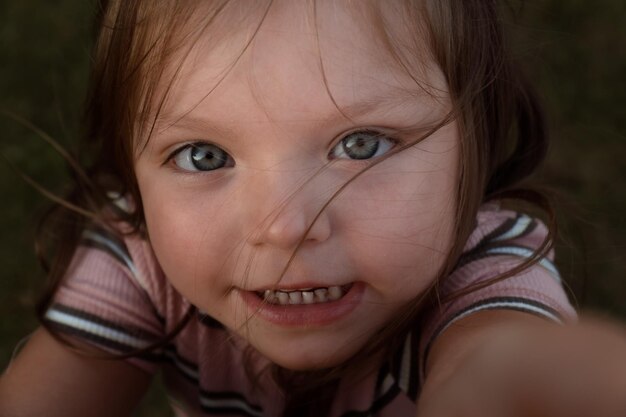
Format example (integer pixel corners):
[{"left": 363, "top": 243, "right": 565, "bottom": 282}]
[{"left": 134, "top": 0, "right": 459, "bottom": 370}]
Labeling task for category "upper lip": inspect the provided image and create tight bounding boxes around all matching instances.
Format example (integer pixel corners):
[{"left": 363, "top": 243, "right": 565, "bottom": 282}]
[{"left": 243, "top": 281, "right": 352, "bottom": 292}]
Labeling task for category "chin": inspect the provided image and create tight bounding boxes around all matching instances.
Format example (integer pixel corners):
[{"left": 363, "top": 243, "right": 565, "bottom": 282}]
[
  {"left": 270, "top": 356, "right": 341, "bottom": 372},
  {"left": 254, "top": 339, "right": 361, "bottom": 372}
]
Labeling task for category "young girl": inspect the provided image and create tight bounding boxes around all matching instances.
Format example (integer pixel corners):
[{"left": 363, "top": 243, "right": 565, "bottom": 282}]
[{"left": 2, "top": 1, "right": 626, "bottom": 416}]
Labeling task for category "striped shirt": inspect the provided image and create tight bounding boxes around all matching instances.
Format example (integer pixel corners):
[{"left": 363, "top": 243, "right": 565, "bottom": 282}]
[{"left": 44, "top": 204, "right": 575, "bottom": 416}]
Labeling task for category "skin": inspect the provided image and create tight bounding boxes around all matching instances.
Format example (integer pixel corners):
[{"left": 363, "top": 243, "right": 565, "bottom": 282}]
[
  {"left": 0, "top": 329, "right": 150, "bottom": 417},
  {"left": 135, "top": 0, "right": 458, "bottom": 370},
  {"left": 418, "top": 312, "right": 626, "bottom": 417}
]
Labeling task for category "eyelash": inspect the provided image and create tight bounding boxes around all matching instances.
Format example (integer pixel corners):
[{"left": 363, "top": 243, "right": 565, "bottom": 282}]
[
  {"left": 330, "top": 129, "right": 398, "bottom": 161},
  {"left": 166, "top": 129, "right": 399, "bottom": 173},
  {"left": 167, "top": 142, "right": 234, "bottom": 173}
]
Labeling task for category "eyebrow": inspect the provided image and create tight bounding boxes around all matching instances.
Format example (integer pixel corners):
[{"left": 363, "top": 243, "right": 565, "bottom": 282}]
[
  {"left": 156, "top": 90, "right": 424, "bottom": 136},
  {"left": 339, "top": 95, "right": 408, "bottom": 119},
  {"left": 156, "top": 113, "right": 238, "bottom": 140}
]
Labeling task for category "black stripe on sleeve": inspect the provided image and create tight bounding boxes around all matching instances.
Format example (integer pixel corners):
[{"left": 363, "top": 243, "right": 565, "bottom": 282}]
[
  {"left": 457, "top": 214, "right": 538, "bottom": 270},
  {"left": 456, "top": 241, "right": 556, "bottom": 275},
  {"left": 467, "top": 244, "right": 559, "bottom": 283},
  {"left": 80, "top": 227, "right": 133, "bottom": 267},
  {"left": 48, "top": 303, "right": 162, "bottom": 341},
  {"left": 383, "top": 329, "right": 422, "bottom": 403},
  {"left": 44, "top": 320, "right": 163, "bottom": 363},
  {"left": 404, "top": 330, "right": 421, "bottom": 401},
  {"left": 472, "top": 214, "right": 520, "bottom": 248},
  {"left": 161, "top": 345, "right": 200, "bottom": 385},
  {"left": 199, "top": 389, "right": 264, "bottom": 417}
]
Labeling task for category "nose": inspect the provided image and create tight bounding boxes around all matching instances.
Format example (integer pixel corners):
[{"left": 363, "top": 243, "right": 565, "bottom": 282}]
[{"left": 248, "top": 176, "right": 333, "bottom": 250}]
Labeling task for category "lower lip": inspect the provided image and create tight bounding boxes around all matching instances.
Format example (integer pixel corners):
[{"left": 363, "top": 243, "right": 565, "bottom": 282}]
[{"left": 239, "top": 283, "right": 365, "bottom": 327}]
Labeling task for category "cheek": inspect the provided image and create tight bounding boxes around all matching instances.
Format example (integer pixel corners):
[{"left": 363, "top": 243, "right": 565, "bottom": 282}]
[
  {"left": 336, "top": 140, "right": 458, "bottom": 298},
  {"left": 338, "top": 195, "right": 455, "bottom": 300},
  {"left": 142, "top": 195, "right": 240, "bottom": 294},
  {"left": 145, "top": 201, "right": 201, "bottom": 284}
]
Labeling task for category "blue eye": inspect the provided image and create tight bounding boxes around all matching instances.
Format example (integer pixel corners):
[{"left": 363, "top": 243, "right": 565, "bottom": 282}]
[
  {"left": 172, "top": 143, "right": 233, "bottom": 172},
  {"left": 330, "top": 130, "right": 395, "bottom": 160}
]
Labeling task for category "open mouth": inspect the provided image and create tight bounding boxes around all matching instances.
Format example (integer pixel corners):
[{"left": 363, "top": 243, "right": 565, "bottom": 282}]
[
  {"left": 241, "top": 282, "right": 363, "bottom": 326},
  {"left": 255, "top": 284, "right": 353, "bottom": 305}
]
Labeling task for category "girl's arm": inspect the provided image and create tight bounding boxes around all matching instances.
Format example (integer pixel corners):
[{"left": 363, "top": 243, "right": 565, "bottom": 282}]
[
  {"left": 0, "top": 327, "right": 151, "bottom": 417},
  {"left": 419, "top": 309, "right": 544, "bottom": 399},
  {"left": 417, "top": 310, "right": 626, "bottom": 416}
]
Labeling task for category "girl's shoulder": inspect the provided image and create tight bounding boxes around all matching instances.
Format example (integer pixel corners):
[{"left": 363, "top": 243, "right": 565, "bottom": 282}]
[
  {"left": 76, "top": 193, "right": 179, "bottom": 315},
  {"left": 416, "top": 202, "right": 576, "bottom": 384},
  {"left": 76, "top": 216, "right": 174, "bottom": 313},
  {"left": 449, "top": 201, "right": 566, "bottom": 304},
  {"left": 42, "top": 211, "right": 195, "bottom": 373},
  {"left": 469, "top": 202, "right": 550, "bottom": 252}
]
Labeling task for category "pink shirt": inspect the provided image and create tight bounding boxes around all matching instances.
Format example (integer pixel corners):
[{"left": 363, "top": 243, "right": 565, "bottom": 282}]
[{"left": 45, "top": 204, "right": 575, "bottom": 416}]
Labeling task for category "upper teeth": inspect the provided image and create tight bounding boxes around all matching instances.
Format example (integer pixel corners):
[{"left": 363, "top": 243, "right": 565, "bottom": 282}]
[{"left": 261, "top": 286, "right": 345, "bottom": 305}]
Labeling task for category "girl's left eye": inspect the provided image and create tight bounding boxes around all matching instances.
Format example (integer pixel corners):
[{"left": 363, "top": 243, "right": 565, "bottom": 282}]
[
  {"left": 330, "top": 130, "right": 396, "bottom": 160},
  {"left": 170, "top": 142, "right": 234, "bottom": 172}
]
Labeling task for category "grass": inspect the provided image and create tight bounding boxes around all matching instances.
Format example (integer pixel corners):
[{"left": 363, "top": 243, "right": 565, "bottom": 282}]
[
  {"left": 0, "top": 0, "right": 92, "bottom": 364},
  {"left": 1, "top": 1, "right": 625, "bottom": 415}
]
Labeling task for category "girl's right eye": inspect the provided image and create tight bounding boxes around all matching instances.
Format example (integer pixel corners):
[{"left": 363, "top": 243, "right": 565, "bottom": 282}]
[{"left": 171, "top": 143, "right": 233, "bottom": 172}]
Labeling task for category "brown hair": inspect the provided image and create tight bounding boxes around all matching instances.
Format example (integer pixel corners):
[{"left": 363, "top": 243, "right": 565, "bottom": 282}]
[{"left": 33, "top": 0, "right": 553, "bottom": 415}]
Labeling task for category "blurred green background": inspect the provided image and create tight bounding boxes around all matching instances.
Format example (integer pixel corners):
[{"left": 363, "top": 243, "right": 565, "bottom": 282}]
[{"left": 1, "top": 1, "right": 625, "bottom": 415}]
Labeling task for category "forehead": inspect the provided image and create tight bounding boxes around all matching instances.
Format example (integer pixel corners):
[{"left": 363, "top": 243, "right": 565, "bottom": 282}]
[{"left": 154, "top": 0, "right": 446, "bottom": 127}]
